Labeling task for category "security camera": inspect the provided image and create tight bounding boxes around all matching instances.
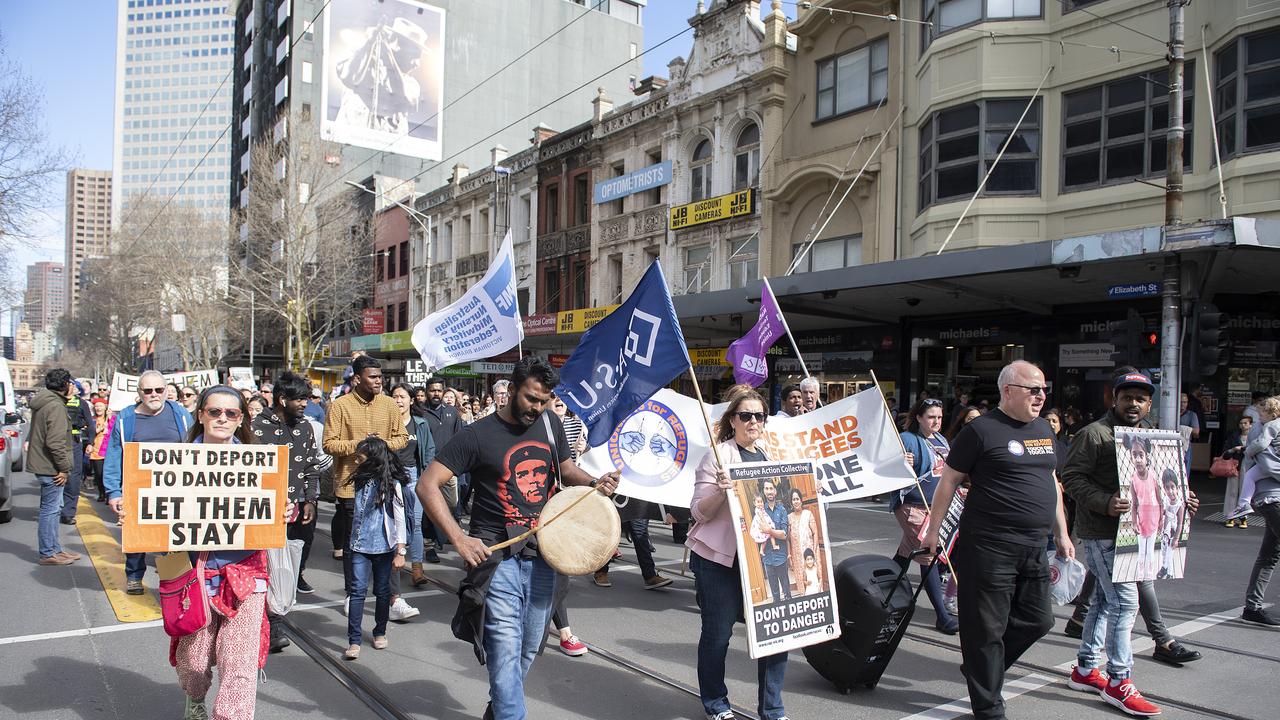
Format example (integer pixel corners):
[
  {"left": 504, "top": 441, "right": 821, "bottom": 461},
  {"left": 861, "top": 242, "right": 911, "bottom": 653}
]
[{"left": 905, "top": 297, "right": 921, "bottom": 307}]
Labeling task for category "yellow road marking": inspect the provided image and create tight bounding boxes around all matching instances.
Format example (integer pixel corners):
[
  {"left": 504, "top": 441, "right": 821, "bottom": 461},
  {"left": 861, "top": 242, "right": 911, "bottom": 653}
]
[{"left": 76, "top": 496, "right": 162, "bottom": 623}]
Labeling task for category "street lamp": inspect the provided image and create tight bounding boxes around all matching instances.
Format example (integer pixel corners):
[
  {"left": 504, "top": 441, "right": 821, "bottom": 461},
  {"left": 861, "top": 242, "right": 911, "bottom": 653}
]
[{"left": 343, "top": 179, "right": 432, "bottom": 264}]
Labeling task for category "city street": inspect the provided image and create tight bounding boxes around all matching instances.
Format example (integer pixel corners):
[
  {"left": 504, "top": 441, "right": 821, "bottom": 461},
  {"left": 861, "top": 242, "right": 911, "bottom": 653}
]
[{"left": 1, "top": 471, "right": 1274, "bottom": 720}]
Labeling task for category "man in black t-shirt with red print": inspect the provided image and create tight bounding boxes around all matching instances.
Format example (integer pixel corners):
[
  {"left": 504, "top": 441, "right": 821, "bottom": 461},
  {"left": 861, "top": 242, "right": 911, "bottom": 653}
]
[
  {"left": 417, "top": 357, "right": 620, "bottom": 720},
  {"left": 924, "top": 360, "right": 1075, "bottom": 720}
]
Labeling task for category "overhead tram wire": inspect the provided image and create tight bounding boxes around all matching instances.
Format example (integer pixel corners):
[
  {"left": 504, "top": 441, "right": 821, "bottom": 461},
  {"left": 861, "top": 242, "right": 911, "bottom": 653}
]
[{"left": 124, "top": 0, "right": 336, "bottom": 244}]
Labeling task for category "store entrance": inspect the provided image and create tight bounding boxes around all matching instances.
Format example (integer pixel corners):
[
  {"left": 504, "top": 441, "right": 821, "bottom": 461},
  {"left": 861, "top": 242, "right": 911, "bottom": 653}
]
[{"left": 917, "top": 343, "right": 1025, "bottom": 409}]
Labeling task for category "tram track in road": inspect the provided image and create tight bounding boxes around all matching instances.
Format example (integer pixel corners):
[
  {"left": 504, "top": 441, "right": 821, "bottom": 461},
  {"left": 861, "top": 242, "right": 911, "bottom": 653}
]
[{"left": 900, "top": 629, "right": 1262, "bottom": 720}]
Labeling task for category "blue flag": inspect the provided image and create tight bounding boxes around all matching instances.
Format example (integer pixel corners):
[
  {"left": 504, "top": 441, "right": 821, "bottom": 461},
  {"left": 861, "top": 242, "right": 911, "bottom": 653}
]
[{"left": 555, "top": 261, "right": 691, "bottom": 447}]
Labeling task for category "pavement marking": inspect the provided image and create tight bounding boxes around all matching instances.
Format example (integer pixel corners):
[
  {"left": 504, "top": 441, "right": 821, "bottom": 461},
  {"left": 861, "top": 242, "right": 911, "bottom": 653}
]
[
  {"left": 0, "top": 587, "right": 445, "bottom": 647},
  {"left": 897, "top": 605, "right": 1247, "bottom": 720},
  {"left": 830, "top": 537, "right": 894, "bottom": 548},
  {"left": 75, "top": 496, "right": 162, "bottom": 623}
]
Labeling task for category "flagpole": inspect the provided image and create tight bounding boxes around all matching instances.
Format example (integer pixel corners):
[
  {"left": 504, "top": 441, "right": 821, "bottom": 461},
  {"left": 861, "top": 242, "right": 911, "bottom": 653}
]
[{"left": 764, "top": 277, "right": 820, "bottom": 407}]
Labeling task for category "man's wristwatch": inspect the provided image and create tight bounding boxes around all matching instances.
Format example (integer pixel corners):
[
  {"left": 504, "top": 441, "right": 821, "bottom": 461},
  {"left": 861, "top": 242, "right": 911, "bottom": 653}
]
[
  {"left": 589, "top": 479, "right": 599, "bottom": 488},
  {"left": 397, "top": 546, "right": 407, "bottom": 556}
]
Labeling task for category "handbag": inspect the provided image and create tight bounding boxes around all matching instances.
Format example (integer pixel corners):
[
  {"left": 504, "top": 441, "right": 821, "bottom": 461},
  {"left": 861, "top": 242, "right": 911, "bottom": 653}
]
[
  {"left": 1210, "top": 455, "right": 1239, "bottom": 478},
  {"left": 158, "top": 552, "right": 211, "bottom": 638}
]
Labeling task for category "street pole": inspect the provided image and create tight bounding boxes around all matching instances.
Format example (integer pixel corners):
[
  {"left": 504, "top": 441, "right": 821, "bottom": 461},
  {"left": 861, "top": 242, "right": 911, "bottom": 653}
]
[
  {"left": 249, "top": 290, "right": 256, "bottom": 369},
  {"left": 1158, "top": 0, "right": 1187, "bottom": 431}
]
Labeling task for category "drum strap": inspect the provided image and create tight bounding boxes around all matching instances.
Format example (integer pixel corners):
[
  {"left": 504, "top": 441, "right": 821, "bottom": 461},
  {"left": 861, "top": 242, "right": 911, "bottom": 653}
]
[{"left": 542, "top": 413, "right": 564, "bottom": 491}]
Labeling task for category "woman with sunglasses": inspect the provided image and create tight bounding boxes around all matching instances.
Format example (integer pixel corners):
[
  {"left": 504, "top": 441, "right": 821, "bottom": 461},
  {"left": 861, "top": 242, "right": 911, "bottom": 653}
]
[
  {"left": 687, "top": 389, "right": 790, "bottom": 720},
  {"left": 895, "top": 397, "right": 959, "bottom": 634},
  {"left": 174, "top": 386, "right": 287, "bottom": 720}
]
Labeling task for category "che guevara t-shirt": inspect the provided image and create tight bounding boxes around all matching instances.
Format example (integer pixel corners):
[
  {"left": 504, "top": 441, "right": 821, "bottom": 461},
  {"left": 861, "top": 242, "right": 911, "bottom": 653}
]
[
  {"left": 945, "top": 408, "right": 1059, "bottom": 545},
  {"left": 435, "top": 410, "right": 570, "bottom": 536}
]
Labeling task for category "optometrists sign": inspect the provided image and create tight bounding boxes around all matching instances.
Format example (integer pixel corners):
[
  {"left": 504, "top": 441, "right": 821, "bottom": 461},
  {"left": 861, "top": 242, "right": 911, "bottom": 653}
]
[
  {"left": 594, "top": 161, "right": 672, "bottom": 204},
  {"left": 121, "top": 443, "right": 289, "bottom": 552}
]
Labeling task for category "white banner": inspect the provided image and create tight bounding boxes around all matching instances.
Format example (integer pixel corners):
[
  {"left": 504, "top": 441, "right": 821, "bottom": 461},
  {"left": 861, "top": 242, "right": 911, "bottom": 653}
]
[
  {"left": 412, "top": 232, "right": 523, "bottom": 371},
  {"left": 108, "top": 370, "right": 219, "bottom": 412}
]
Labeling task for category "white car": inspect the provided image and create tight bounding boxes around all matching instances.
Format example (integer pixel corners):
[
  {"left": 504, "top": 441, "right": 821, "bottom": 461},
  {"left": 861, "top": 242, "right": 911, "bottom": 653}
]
[{"left": 0, "top": 359, "right": 19, "bottom": 524}]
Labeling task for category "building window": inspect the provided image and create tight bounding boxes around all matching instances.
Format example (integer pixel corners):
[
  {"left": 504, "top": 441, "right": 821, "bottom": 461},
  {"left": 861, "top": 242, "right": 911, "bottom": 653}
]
[
  {"left": 610, "top": 162, "right": 626, "bottom": 216},
  {"left": 792, "top": 234, "right": 862, "bottom": 273},
  {"left": 690, "top": 139, "right": 713, "bottom": 201},
  {"left": 816, "top": 38, "right": 889, "bottom": 120},
  {"left": 684, "top": 244, "right": 711, "bottom": 293},
  {"left": 543, "top": 266, "right": 561, "bottom": 313},
  {"left": 734, "top": 125, "right": 760, "bottom": 190},
  {"left": 727, "top": 236, "right": 759, "bottom": 289},
  {"left": 398, "top": 302, "right": 407, "bottom": 332},
  {"left": 608, "top": 254, "right": 624, "bottom": 303},
  {"left": 385, "top": 305, "right": 394, "bottom": 331},
  {"left": 440, "top": 221, "right": 453, "bottom": 261},
  {"left": 301, "top": 60, "right": 312, "bottom": 83},
  {"left": 544, "top": 183, "right": 560, "bottom": 232},
  {"left": 922, "top": 0, "right": 1041, "bottom": 49},
  {"left": 399, "top": 240, "right": 409, "bottom": 276},
  {"left": 645, "top": 149, "right": 664, "bottom": 206},
  {"left": 1216, "top": 27, "right": 1280, "bottom": 160},
  {"left": 1063, "top": 64, "right": 1194, "bottom": 191},
  {"left": 572, "top": 258, "right": 589, "bottom": 308},
  {"left": 376, "top": 249, "right": 385, "bottom": 282},
  {"left": 386, "top": 244, "right": 396, "bottom": 279},
  {"left": 918, "top": 97, "right": 1041, "bottom": 211},
  {"left": 573, "top": 173, "right": 590, "bottom": 225}
]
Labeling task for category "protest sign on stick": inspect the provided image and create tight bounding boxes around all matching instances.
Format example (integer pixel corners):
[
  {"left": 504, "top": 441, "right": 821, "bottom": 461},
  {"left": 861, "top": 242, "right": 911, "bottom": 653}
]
[
  {"left": 726, "top": 460, "right": 839, "bottom": 659},
  {"left": 108, "top": 370, "right": 219, "bottom": 412},
  {"left": 1112, "top": 427, "right": 1190, "bottom": 582},
  {"left": 121, "top": 442, "right": 289, "bottom": 552}
]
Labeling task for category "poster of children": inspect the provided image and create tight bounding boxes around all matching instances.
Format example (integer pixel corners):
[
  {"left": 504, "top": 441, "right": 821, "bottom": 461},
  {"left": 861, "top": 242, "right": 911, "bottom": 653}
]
[
  {"left": 1113, "top": 427, "right": 1191, "bottom": 582},
  {"left": 727, "top": 460, "right": 838, "bottom": 659}
]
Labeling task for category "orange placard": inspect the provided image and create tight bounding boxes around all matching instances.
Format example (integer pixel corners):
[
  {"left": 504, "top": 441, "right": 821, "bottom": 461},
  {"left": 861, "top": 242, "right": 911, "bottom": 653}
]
[{"left": 122, "top": 442, "right": 289, "bottom": 553}]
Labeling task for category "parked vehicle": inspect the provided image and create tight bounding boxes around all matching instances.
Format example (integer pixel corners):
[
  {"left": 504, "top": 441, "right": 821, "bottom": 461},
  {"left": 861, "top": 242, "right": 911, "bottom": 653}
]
[{"left": 0, "top": 358, "right": 20, "bottom": 523}]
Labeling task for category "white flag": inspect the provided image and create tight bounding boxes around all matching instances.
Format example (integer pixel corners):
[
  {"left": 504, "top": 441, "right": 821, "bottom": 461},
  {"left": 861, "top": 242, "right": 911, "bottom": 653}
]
[{"left": 412, "top": 231, "right": 523, "bottom": 371}]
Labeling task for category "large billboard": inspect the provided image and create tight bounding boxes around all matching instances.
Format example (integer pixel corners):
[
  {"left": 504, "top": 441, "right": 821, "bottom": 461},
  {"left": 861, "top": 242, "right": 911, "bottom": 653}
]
[{"left": 321, "top": 0, "right": 445, "bottom": 160}]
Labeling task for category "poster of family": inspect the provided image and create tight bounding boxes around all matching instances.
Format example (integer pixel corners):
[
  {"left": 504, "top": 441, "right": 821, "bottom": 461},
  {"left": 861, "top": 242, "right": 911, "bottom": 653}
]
[
  {"left": 1112, "top": 427, "right": 1192, "bottom": 582},
  {"left": 726, "top": 460, "right": 839, "bottom": 659}
]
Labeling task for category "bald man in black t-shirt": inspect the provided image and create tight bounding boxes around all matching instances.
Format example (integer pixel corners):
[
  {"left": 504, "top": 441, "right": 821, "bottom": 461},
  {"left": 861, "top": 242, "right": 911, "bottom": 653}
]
[{"left": 924, "top": 360, "right": 1075, "bottom": 720}]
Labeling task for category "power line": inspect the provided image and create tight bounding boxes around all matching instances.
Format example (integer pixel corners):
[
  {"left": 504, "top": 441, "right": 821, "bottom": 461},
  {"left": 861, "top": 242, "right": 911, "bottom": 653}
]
[{"left": 1060, "top": 0, "right": 1170, "bottom": 47}]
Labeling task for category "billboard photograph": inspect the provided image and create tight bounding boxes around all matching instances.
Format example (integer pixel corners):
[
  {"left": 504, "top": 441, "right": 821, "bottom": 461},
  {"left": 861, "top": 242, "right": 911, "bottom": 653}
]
[{"left": 322, "top": 0, "right": 445, "bottom": 160}]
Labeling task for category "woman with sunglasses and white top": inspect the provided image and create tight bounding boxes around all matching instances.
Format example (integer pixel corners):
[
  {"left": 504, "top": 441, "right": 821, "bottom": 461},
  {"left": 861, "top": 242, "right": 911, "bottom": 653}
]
[
  {"left": 895, "top": 397, "right": 959, "bottom": 634},
  {"left": 687, "top": 389, "right": 790, "bottom": 720}
]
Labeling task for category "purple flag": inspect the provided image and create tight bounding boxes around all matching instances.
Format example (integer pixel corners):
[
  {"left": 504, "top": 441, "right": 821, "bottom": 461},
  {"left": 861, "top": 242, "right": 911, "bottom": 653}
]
[{"left": 725, "top": 278, "right": 786, "bottom": 386}]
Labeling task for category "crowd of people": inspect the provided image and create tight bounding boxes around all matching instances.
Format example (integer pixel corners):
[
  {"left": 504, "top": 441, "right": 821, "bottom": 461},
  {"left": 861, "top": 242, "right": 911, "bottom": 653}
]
[{"left": 16, "top": 354, "right": 1280, "bottom": 720}]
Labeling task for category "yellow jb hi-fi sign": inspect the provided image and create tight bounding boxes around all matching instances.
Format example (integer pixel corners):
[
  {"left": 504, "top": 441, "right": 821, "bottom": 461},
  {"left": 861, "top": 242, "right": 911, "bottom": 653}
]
[{"left": 669, "top": 188, "right": 754, "bottom": 230}]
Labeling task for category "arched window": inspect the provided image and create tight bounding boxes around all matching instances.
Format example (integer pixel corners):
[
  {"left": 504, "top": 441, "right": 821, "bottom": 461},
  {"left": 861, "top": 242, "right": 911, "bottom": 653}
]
[
  {"left": 734, "top": 124, "right": 760, "bottom": 190},
  {"left": 690, "top": 139, "right": 713, "bottom": 201}
]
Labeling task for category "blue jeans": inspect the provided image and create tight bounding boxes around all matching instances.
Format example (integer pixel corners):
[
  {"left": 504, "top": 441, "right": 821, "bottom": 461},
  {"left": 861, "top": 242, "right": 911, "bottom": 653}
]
[
  {"left": 61, "top": 449, "right": 84, "bottom": 521},
  {"left": 1079, "top": 538, "right": 1139, "bottom": 679},
  {"left": 691, "top": 552, "right": 787, "bottom": 720},
  {"left": 37, "top": 475, "right": 65, "bottom": 557},
  {"left": 482, "top": 555, "right": 556, "bottom": 720},
  {"left": 349, "top": 551, "right": 393, "bottom": 645},
  {"left": 404, "top": 470, "right": 424, "bottom": 564}
]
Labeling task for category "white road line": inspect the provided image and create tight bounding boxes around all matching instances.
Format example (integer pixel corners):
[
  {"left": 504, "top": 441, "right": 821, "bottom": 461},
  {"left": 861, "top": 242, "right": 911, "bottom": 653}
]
[
  {"left": 0, "top": 588, "right": 444, "bottom": 647},
  {"left": 830, "top": 537, "right": 894, "bottom": 548},
  {"left": 898, "top": 605, "right": 1246, "bottom": 720}
]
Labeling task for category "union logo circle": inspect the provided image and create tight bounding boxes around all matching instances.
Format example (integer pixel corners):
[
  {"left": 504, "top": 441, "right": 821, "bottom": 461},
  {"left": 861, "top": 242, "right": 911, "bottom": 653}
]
[
  {"left": 1007, "top": 440, "right": 1025, "bottom": 456},
  {"left": 607, "top": 399, "right": 690, "bottom": 487}
]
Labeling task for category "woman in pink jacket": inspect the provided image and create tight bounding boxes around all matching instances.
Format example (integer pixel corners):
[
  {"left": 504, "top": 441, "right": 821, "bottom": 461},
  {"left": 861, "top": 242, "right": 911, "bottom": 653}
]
[{"left": 686, "top": 388, "right": 788, "bottom": 720}]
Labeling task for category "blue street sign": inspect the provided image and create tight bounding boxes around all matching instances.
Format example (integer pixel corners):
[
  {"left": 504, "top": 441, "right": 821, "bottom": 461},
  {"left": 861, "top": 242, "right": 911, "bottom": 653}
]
[
  {"left": 593, "top": 161, "right": 673, "bottom": 204},
  {"left": 1107, "top": 282, "right": 1161, "bottom": 299}
]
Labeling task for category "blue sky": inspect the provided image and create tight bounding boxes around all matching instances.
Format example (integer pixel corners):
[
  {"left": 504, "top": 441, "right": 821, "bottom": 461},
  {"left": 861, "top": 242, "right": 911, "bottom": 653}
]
[{"left": 0, "top": 0, "right": 777, "bottom": 275}]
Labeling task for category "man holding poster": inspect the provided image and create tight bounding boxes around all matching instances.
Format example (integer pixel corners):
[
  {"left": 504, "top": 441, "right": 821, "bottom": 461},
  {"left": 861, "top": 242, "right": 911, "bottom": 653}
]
[{"left": 687, "top": 389, "right": 793, "bottom": 720}]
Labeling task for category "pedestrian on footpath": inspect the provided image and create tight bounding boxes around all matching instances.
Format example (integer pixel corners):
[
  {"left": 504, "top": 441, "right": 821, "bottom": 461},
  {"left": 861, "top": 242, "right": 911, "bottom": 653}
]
[
  {"left": 416, "top": 357, "right": 619, "bottom": 720},
  {"left": 251, "top": 371, "right": 322, "bottom": 652},
  {"left": 388, "top": 382, "right": 435, "bottom": 621},
  {"left": 895, "top": 397, "right": 959, "bottom": 634},
  {"left": 324, "top": 356, "right": 408, "bottom": 605},
  {"left": 1061, "top": 370, "right": 1198, "bottom": 716},
  {"left": 923, "top": 360, "right": 1075, "bottom": 720},
  {"left": 419, "top": 377, "right": 462, "bottom": 561},
  {"left": 103, "top": 370, "right": 194, "bottom": 594},
  {"left": 343, "top": 437, "right": 408, "bottom": 660},
  {"left": 59, "top": 381, "right": 95, "bottom": 526},
  {"left": 689, "top": 389, "right": 789, "bottom": 720},
  {"left": 1241, "top": 395, "right": 1280, "bottom": 626},
  {"left": 175, "top": 386, "right": 275, "bottom": 720},
  {"left": 30, "top": 368, "right": 80, "bottom": 566}
]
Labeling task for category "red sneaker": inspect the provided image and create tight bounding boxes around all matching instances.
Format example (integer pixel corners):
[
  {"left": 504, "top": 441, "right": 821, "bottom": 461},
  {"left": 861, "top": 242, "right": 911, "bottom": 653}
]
[
  {"left": 1102, "top": 679, "right": 1162, "bottom": 716},
  {"left": 1067, "top": 666, "right": 1108, "bottom": 693},
  {"left": 558, "top": 635, "right": 588, "bottom": 657}
]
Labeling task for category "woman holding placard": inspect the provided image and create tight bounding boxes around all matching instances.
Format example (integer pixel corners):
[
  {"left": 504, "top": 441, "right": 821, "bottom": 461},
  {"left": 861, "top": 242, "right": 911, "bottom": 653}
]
[
  {"left": 687, "top": 389, "right": 789, "bottom": 720},
  {"left": 173, "top": 386, "right": 273, "bottom": 720}
]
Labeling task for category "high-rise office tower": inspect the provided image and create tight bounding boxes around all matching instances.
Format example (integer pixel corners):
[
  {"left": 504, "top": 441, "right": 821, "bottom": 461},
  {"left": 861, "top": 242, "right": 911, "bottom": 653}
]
[
  {"left": 64, "top": 169, "right": 113, "bottom": 318},
  {"left": 24, "top": 262, "right": 66, "bottom": 335},
  {"left": 111, "top": 0, "right": 235, "bottom": 225}
]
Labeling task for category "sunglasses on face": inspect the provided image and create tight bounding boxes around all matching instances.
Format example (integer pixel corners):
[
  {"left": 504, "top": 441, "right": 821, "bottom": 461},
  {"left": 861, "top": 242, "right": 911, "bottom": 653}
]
[
  {"left": 203, "top": 407, "right": 243, "bottom": 421},
  {"left": 181, "top": 392, "right": 197, "bottom": 398},
  {"left": 139, "top": 387, "right": 166, "bottom": 395},
  {"left": 1009, "top": 384, "right": 1049, "bottom": 396},
  {"left": 736, "top": 411, "right": 768, "bottom": 423}
]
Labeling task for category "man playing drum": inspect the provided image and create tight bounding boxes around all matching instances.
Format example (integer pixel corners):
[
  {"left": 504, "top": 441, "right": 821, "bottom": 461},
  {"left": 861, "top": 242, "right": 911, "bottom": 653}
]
[{"left": 417, "top": 357, "right": 620, "bottom": 720}]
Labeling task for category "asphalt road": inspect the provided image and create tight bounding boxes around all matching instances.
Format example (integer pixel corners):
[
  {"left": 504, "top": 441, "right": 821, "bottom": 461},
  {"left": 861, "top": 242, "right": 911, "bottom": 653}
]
[{"left": 0, "top": 471, "right": 1275, "bottom": 720}]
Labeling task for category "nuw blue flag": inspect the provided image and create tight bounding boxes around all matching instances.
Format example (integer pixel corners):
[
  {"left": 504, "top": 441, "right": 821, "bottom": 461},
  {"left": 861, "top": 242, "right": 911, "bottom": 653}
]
[{"left": 555, "top": 261, "right": 691, "bottom": 447}]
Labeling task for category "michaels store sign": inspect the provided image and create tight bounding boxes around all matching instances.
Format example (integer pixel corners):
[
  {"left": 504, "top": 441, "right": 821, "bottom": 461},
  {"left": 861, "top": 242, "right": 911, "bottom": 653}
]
[{"left": 593, "top": 161, "right": 672, "bottom": 204}]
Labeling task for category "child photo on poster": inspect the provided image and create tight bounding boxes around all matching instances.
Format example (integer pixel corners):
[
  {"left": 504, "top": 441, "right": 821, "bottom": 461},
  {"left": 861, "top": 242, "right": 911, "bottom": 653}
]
[
  {"left": 727, "top": 460, "right": 839, "bottom": 659},
  {"left": 1112, "top": 427, "right": 1191, "bottom": 582}
]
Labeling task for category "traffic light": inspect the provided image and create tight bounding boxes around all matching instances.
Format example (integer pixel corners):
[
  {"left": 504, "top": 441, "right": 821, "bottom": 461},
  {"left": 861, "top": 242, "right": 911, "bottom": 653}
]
[
  {"left": 1109, "top": 308, "right": 1145, "bottom": 365},
  {"left": 1191, "top": 303, "right": 1229, "bottom": 378}
]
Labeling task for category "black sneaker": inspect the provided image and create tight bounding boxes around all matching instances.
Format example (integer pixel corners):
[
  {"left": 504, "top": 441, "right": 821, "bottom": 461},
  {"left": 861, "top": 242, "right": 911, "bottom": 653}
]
[
  {"left": 1242, "top": 607, "right": 1280, "bottom": 626},
  {"left": 1064, "top": 616, "right": 1084, "bottom": 639},
  {"left": 425, "top": 547, "right": 442, "bottom": 564},
  {"left": 1153, "top": 640, "right": 1202, "bottom": 664},
  {"left": 296, "top": 576, "right": 314, "bottom": 594}
]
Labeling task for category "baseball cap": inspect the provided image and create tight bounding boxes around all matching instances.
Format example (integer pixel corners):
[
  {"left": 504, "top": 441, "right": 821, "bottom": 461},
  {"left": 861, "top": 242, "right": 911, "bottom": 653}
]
[{"left": 1113, "top": 371, "right": 1155, "bottom": 395}]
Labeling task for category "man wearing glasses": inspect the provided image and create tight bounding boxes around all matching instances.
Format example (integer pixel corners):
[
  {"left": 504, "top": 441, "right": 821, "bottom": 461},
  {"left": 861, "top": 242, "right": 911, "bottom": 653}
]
[
  {"left": 102, "top": 370, "right": 194, "bottom": 595},
  {"left": 924, "top": 360, "right": 1074, "bottom": 720}
]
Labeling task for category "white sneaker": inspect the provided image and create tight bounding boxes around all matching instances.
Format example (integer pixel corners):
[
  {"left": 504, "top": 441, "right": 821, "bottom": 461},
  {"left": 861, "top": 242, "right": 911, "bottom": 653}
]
[
  {"left": 344, "top": 597, "right": 350, "bottom": 617},
  {"left": 389, "top": 598, "right": 419, "bottom": 622},
  {"left": 944, "top": 595, "right": 958, "bottom": 617}
]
